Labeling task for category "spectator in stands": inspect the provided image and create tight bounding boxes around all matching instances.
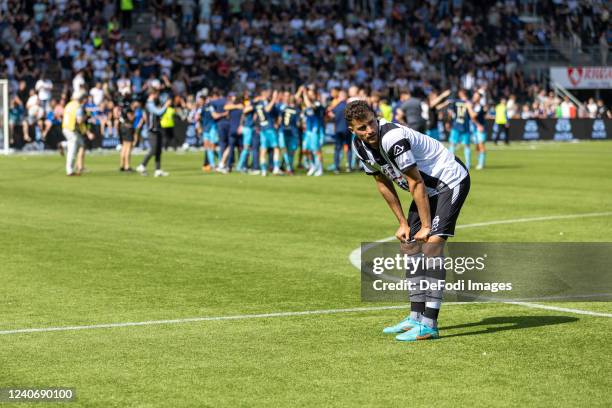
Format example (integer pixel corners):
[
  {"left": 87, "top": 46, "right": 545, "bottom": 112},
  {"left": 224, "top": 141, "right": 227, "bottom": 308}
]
[
  {"left": 120, "top": 0, "right": 134, "bottom": 29},
  {"left": 35, "top": 76, "right": 53, "bottom": 111},
  {"left": 596, "top": 99, "right": 611, "bottom": 119}
]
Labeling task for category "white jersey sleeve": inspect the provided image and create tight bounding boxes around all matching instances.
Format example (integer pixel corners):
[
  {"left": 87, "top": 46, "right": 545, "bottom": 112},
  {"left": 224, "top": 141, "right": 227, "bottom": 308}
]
[{"left": 380, "top": 127, "right": 416, "bottom": 172}]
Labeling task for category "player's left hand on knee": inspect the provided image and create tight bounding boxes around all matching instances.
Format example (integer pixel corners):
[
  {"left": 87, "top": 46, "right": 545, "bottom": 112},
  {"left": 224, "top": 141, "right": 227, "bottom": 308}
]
[{"left": 414, "top": 226, "right": 431, "bottom": 243}]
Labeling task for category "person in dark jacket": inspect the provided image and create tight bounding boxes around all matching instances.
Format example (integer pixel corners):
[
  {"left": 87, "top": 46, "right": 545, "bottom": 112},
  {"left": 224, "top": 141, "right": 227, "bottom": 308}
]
[{"left": 136, "top": 87, "right": 171, "bottom": 177}]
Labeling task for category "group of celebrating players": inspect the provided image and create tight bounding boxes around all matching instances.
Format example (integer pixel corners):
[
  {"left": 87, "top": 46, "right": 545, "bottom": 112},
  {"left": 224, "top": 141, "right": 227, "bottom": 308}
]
[
  {"left": 62, "top": 82, "right": 495, "bottom": 177},
  {"left": 192, "top": 84, "right": 347, "bottom": 177},
  {"left": 181, "top": 84, "right": 492, "bottom": 178},
  {"left": 195, "top": 85, "right": 326, "bottom": 177}
]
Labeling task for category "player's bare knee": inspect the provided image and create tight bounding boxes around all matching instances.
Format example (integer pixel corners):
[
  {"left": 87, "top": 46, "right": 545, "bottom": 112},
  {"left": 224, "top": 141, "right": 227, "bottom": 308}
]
[
  {"left": 400, "top": 241, "right": 421, "bottom": 255},
  {"left": 422, "top": 238, "right": 445, "bottom": 257}
]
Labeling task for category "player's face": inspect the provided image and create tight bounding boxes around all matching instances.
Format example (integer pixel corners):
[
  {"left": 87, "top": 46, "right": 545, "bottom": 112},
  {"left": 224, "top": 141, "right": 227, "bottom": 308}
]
[{"left": 350, "top": 113, "right": 378, "bottom": 145}]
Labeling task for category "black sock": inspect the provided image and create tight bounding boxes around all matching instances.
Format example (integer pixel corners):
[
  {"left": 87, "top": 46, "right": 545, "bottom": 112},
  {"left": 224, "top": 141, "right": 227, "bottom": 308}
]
[
  {"left": 423, "top": 307, "right": 440, "bottom": 320},
  {"left": 410, "top": 302, "right": 425, "bottom": 321},
  {"left": 411, "top": 302, "right": 425, "bottom": 314}
]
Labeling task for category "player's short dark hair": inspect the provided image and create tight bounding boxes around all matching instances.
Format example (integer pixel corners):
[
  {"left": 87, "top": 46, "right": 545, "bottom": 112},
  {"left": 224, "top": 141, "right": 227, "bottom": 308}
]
[{"left": 344, "top": 100, "right": 375, "bottom": 126}]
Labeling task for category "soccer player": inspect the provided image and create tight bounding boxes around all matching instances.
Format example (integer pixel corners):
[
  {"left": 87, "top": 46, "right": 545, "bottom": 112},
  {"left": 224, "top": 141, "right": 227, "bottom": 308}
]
[
  {"left": 253, "top": 88, "right": 281, "bottom": 176},
  {"left": 448, "top": 89, "right": 474, "bottom": 169},
  {"left": 278, "top": 91, "right": 300, "bottom": 174},
  {"left": 198, "top": 93, "right": 222, "bottom": 171},
  {"left": 471, "top": 91, "right": 487, "bottom": 170},
  {"left": 315, "top": 90, "right": 327, "bottom": 171},
  {"left": 297, "top": 85, "right": 323, "bottom": 176},
  {"left": 345, "top": 100, "right": 470, "bottom": 341},
  {"left": 236, "top": 97, "right": 255, "bottom": 173},
  {"left": 211, "top": 90, "right": 230, "bottom": 173},
  {"left": 217, "top": 92, "right": 243, "bottom": 173},
  {"left": 327, "top": 88, "right": 352, "bottom": 173}
]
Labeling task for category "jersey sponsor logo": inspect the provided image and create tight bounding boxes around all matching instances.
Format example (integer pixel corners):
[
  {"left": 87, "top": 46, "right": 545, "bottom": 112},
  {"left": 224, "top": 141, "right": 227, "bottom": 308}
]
[{"left": 393, "top": 144, "right": 404, "bottom": 155}]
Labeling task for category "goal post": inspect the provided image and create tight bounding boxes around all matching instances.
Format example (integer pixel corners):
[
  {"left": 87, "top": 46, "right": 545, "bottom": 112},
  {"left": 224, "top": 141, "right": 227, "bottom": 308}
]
[{"left": 0, "top": 79, "right": 8, "bottom": 155}]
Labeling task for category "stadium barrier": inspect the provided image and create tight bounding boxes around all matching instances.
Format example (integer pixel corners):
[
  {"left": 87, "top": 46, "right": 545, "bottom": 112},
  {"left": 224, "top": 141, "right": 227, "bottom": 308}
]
[
  {"left": 10, "top": 118, "right": 612, "bottom": 151},
  {"left": 505, "top": 118, "right": 611, "bottom": 141},
  {"left": 63, "top": 117, "right": 612, "bottom": 149}
]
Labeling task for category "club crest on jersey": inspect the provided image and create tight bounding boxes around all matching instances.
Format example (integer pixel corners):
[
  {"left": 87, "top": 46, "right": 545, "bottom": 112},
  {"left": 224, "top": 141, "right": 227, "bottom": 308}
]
[{"left": 380, "top": 164, "right": 409, "bottom": 191}]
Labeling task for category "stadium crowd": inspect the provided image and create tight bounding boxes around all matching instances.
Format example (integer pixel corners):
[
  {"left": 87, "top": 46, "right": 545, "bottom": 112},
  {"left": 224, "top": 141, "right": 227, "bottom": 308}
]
[
  {"left": 1, "top": 0, "right": 610, "bottom": 169},
  {"left": 540, "top": 0, "right": 610, "bottom": 63}
]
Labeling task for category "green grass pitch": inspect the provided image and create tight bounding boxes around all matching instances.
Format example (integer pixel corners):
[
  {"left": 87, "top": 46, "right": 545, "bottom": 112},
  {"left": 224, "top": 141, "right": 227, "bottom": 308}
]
[{"left": 1, "top": 141, "right": 611, "bottom": 407}]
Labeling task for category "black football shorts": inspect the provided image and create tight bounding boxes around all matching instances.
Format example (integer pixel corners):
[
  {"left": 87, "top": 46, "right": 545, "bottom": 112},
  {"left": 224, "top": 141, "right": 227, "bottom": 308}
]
[{"left": 408, "top": 175, "right": 470, "bottom": 240}]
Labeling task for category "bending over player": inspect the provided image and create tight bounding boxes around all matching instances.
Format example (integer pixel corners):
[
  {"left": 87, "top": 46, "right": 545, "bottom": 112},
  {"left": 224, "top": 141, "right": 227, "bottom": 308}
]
[{"left": 345, "top": 100, "right": 470, "bottom": 341}]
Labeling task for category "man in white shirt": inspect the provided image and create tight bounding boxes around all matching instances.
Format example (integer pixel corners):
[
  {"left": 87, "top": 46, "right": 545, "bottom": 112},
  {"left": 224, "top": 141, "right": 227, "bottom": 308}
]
[
  {"left": 90, "top": 82, "right": 105, "bottom": 106},
  {"left": 72, "top": 71, "right": 86, "bottom": 96},
  {"left": 346, "top": 100, "right": 470, "bottom": 342},
  {"left": 560, "top": 96, "right": 573, "bottom": 119},
  {"left": 117, "top": 76, "right": 132, "bottom": 98},
  {"left": 196, "top": 19, "right": 210, "bottom": 42},
  {"left": 92, "top": 55, "right": 107, "bottom": 82},
  {"left": 35, "top": 77, "right": 53, "bottom": 111}
]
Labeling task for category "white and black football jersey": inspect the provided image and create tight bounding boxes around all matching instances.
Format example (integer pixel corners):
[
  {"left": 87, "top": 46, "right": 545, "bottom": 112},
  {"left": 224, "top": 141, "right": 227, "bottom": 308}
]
[{"left": 353, "top": 119, "right": 468, "bottom": 196}]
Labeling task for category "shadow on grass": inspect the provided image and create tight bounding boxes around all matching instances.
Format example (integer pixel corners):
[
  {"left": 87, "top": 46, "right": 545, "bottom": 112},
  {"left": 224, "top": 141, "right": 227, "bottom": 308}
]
[{"left": 439, "top": 315, "right": 578, "bottom": 338}]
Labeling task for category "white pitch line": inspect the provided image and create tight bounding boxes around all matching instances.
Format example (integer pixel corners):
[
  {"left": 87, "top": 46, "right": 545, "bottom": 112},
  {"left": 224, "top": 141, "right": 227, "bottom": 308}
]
[
  {"left": 505, "top": 302, "right": 612, "bottom": 318},
  {"left": 1, "top": 304, "right": 485, "bottom": 336},
  {"left": 454, "top": 211, "right": 612, "bottom": 229},
  {"left": 349, "top": 211, "right": 612, "bottom": 318}
]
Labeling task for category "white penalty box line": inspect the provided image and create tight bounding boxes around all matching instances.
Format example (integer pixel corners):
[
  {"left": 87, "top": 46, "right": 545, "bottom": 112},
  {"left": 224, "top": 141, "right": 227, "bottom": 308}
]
[{"left": 1, "top": 212, "right": 612, "bottom": 336}]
